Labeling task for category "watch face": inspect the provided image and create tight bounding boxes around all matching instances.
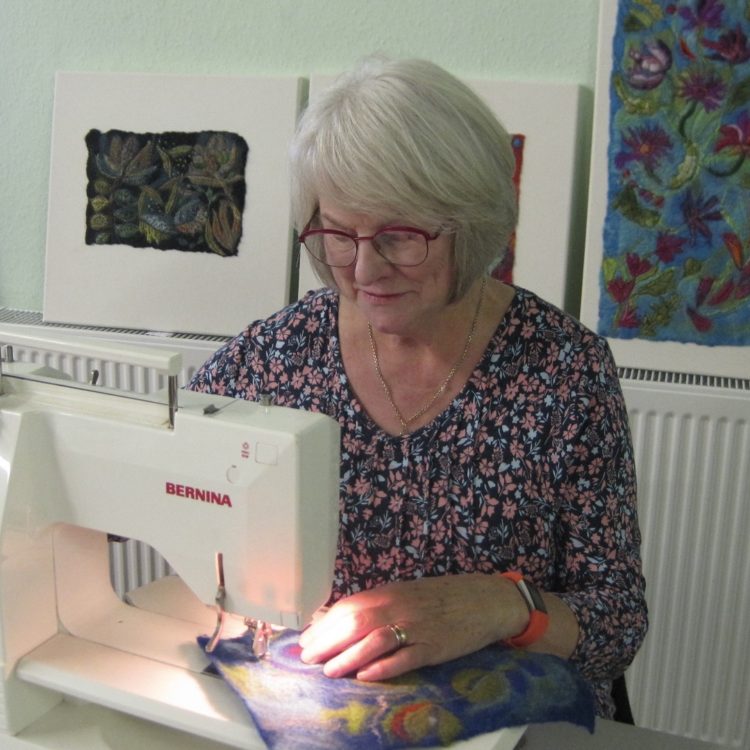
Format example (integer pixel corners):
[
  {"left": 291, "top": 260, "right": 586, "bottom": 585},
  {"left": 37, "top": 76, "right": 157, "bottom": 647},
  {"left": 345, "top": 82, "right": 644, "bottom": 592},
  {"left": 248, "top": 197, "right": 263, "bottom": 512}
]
[{"left": 518, "top": 579, "right": 548, "bottom": 614}]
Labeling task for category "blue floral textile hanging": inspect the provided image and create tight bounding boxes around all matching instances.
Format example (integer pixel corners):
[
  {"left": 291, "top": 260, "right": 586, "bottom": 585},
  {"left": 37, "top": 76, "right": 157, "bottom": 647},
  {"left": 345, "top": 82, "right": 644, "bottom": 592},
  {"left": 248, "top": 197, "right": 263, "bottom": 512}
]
[{"left": 600, "top": 0, "right": 750, "bottom": 346}]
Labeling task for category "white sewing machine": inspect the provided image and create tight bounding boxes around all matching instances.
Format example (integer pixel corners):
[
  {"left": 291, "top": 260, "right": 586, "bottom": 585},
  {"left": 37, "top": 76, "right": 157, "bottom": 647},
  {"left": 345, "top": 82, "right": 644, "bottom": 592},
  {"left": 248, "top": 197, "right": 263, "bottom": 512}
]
[
  {"left": 0, "top": 329, "right": 342, "bottom": 748},
  {"left": 0, "top": 330, "right": 525, "bottom": 750}
]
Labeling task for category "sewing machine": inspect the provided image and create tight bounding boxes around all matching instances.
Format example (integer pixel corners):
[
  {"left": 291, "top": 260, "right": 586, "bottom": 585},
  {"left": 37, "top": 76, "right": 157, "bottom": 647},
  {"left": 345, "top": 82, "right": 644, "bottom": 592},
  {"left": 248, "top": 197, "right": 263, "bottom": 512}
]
[
  {"left": 0, "top": 329, "right": 342, "bottom": 748},
  {"left": 0, "top": 329, "right": 525, "bottom": 750}
]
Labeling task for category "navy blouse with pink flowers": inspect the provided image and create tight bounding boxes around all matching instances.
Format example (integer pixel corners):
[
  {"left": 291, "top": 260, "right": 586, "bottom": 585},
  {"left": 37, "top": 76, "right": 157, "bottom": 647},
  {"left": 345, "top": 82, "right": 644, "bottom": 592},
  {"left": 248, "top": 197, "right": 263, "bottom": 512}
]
[{"left": 188, "top": 286, "right": 648, "bottom": 717}]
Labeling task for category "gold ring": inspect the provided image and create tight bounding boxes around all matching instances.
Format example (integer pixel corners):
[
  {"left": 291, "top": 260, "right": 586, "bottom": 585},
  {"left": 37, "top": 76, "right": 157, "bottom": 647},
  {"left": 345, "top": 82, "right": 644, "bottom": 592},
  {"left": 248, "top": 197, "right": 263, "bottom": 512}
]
[{"left": 387, "top": 623, "right": 408, "bottom": 649}]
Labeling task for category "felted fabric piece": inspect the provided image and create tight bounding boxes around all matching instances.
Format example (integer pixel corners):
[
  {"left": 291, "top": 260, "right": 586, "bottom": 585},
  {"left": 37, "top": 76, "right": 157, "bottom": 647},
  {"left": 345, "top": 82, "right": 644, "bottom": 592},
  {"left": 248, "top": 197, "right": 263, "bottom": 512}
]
[{"left": 198, "top": 630, "right": 595, "bottom": 749}]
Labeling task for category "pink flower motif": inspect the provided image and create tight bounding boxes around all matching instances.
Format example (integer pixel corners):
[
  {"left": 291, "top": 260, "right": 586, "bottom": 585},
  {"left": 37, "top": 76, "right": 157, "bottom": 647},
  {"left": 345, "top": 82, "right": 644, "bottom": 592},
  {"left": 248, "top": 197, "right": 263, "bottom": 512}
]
[
  {"left": 687, "top": 306, "right": 713, "bottom": 332},
  {"left": 707, "top": 279, "right": 736, "bottom": 306},
  {"left": 353, "top": 477, "right": 370, "bottom": 496},
  {"left": 696, "top": 276, "right": 715, "bottom": 306},
  {"left": 626, "top": 252, "right": 652, "bottom": 277},
  {"left": 702, "top": 24, "right": 750, "bottom": 64},
  {"left": 498, "top": 473, "right": 517, "bottom": 493},
  {"left": 679, "top": 0, "right": 724, "bottom": 31},
  {"left": 715, "top": 112, "right": 750, "bottom": 154},
  {"left": 521, "top": 321, "right": 536, "bottom": 339},
  {"left": 655, "top": 233, "right": 688, "bottom": 263},
  {"left": 376, "top": 553, "right": 395, "bottom": 572},
  {"left": 607, "top": 276, "right": 636, "bottom": 303},
  {"left": 478, "top": 458, "right": 495, "bottom": 477},
  {"left": 736, "top": 265, "right": 750, "bottom": 299},
  {"left": 502, "top": 500, "right": 517, "bottom": 520},
  {"left": 677, "top": 67, "right": 727, "bottom": 111},
  {"left": 618, "top": 304, "right": 641, "bottom": 329},
  {"left": 615, "top": 124, "right": 673, "bottom": 172}
]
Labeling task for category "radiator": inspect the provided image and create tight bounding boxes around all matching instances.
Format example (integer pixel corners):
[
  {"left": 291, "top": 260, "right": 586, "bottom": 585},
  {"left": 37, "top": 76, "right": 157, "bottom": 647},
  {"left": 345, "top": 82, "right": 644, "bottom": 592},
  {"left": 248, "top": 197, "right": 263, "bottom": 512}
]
[
  {"left": 620, "top": 372, "right": 750, "bottom": 749},
  {"left": 2, "top": 308, "right": 749, "bottom": 747}
]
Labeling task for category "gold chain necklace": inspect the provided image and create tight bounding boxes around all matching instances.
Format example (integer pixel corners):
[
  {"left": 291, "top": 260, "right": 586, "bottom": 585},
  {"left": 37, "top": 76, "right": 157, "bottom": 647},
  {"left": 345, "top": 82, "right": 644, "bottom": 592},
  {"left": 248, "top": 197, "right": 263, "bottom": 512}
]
[{"left": 367, "top": 277, "right": 486, "bottom": 436}]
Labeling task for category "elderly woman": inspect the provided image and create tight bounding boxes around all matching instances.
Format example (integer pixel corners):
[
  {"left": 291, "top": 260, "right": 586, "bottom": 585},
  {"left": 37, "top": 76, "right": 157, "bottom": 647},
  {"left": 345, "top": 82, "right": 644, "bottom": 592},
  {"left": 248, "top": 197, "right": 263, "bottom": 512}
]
[{"left": 188, "top": 56, "right": 648, "bottom": 718}]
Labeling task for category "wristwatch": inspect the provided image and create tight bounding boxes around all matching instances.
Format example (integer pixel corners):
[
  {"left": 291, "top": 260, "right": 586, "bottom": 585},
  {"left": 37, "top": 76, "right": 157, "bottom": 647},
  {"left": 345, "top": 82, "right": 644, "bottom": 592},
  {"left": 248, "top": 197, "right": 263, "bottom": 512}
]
[{"left": 500, "top": 571, "right": 550, "bottom": 648}]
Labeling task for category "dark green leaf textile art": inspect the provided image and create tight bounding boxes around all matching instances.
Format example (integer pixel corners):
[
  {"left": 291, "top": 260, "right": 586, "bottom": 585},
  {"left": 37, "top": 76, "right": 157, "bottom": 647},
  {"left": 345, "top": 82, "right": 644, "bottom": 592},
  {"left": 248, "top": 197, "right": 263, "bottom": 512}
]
[{"left": 85, "top": 129, "right": 248, "bottom": 256}]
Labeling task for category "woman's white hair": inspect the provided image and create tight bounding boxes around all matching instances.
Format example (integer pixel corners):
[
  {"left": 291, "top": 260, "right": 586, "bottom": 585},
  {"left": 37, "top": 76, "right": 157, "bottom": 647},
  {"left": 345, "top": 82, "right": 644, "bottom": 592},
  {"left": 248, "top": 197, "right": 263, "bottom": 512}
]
[{"left": 289, "top": 56, "right": 518, "bottom": 300}]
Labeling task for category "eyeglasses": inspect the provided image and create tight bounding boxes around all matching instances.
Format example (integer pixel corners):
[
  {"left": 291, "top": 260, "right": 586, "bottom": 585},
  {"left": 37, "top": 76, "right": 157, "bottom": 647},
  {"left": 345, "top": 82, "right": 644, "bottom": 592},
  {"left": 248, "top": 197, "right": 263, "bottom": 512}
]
[{"left": 299, "top": 214, "right": 440, "bottom": 268}]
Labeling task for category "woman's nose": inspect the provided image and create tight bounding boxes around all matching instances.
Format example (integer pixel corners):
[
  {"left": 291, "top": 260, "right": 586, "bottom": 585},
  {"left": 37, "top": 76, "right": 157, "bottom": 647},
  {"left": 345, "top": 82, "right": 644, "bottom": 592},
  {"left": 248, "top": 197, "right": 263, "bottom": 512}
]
[{"left": 353, "top": 239, "right": 391, "bottom": 284}]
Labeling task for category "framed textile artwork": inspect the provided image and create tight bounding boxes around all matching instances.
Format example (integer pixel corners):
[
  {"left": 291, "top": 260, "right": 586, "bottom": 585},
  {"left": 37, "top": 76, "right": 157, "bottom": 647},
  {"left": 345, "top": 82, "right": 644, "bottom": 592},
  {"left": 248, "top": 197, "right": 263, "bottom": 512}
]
[
  {"left": 44, "top": 72, "right": 303, "bottom": 336},
  {"left": 296, "top": 75, "right": 582, "bottom": 312},
  {"left": 582, "top": 0, "right": 750, "bottom": 378}
]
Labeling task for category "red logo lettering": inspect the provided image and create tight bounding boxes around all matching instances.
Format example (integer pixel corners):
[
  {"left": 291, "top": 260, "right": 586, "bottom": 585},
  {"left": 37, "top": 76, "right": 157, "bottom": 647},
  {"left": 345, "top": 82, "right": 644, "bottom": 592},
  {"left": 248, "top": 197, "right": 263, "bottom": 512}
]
[{"left": 165, "top": 482, "right": 232, "bottom": 508}]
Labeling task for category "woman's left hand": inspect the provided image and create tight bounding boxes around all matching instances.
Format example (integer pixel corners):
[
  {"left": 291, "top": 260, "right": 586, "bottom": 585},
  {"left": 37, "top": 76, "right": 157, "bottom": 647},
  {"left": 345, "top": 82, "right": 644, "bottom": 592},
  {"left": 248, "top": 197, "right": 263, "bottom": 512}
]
[{"left": 297, "top": 573, "right": 528, "bottom": 681}]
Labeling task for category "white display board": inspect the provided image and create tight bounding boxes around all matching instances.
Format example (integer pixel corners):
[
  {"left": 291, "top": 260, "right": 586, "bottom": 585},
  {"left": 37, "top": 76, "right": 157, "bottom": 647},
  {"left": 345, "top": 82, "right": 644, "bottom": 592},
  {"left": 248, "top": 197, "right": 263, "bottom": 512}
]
[{"left": 44, "top": 72, "right": 303, "bottom": 336}]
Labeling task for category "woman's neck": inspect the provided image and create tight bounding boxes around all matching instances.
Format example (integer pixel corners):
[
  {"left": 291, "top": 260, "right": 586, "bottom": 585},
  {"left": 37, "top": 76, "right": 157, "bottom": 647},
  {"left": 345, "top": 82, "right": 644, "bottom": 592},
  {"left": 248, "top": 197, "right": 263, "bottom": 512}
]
[{"left": 337, "top": 277, "right": 515, "bottom": 436}]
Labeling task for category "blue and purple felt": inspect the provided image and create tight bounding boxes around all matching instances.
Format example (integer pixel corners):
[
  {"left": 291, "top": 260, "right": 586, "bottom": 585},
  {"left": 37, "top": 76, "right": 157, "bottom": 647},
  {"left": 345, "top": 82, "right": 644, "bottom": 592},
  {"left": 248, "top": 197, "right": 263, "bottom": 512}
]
[{"left": 198, "top": 630, "right": 594, "bottom": 749}]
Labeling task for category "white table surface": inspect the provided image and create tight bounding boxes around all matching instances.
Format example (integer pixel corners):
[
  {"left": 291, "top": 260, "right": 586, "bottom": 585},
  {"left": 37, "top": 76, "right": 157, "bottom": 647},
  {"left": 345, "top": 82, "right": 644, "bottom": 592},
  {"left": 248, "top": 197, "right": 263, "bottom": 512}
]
[{"left": 522, "top": 719, "right": 728, "bottom": 750}]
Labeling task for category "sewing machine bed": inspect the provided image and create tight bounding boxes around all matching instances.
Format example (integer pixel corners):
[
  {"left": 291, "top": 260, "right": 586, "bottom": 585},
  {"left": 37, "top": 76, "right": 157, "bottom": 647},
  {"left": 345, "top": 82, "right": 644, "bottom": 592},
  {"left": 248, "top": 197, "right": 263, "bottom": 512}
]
[
  {"left": 15, "top": 638, "right": 524, "bottom": 750},
  {"left": 14, "top": 576, "right": 525, "bottom": 750}
]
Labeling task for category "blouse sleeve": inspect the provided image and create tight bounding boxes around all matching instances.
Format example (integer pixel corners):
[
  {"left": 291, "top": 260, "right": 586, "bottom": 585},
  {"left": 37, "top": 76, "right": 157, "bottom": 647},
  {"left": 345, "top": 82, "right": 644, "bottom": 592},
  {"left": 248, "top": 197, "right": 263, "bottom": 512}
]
[
  {"left": 187, "top": 291, "right": 331, "bottom": 401},
  {"left": 552, "top": 337, "right": 648, "bottom": 683},
  {"left": 187, "top": 328, "right": 264, "bottom": 400}
]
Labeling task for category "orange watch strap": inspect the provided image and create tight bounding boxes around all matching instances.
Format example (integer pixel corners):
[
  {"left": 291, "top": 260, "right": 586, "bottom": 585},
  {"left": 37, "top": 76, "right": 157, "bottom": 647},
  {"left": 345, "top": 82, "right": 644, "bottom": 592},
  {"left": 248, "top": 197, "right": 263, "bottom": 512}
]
[{"left": 500, "top": 571, "right": 550, "bottom": 648}]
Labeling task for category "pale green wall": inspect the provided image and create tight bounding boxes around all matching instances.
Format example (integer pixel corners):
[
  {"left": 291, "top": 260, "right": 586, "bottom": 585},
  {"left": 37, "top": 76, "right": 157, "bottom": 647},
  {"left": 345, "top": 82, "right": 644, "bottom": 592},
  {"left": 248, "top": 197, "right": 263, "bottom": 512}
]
[{"left": 0, "top": 0, "right": 601, "bottom": 313}]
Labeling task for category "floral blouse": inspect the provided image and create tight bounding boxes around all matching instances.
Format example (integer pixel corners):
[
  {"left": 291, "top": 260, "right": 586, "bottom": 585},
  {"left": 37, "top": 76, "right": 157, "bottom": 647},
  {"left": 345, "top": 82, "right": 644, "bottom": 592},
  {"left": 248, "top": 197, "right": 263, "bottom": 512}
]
[{"left": 188, "top": 286, "right": 648, "bottom": 718}]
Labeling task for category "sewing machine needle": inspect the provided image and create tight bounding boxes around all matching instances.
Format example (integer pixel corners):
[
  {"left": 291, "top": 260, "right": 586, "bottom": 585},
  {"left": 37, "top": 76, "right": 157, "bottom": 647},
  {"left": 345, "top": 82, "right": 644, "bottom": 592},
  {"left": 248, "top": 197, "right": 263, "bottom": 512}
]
[{"left": 205, "top": 552, "right": 227, "bottom": 653}]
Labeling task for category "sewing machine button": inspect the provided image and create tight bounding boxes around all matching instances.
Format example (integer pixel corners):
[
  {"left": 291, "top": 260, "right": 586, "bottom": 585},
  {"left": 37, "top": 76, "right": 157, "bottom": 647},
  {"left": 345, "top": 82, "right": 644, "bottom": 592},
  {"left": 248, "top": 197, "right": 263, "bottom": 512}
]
[
  {"left": 226, "top": 465, "right": 240, "bottom": 483},
  {"left": 255, "top": 442, "right": 278, "bottom": 465}
]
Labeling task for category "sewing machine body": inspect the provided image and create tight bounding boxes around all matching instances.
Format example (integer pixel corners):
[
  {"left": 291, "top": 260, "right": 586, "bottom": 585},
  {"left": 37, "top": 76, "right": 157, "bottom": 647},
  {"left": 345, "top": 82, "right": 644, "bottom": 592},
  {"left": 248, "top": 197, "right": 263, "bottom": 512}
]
[{"left": 0, "top": 353, "right": 340, "bottom": 747}]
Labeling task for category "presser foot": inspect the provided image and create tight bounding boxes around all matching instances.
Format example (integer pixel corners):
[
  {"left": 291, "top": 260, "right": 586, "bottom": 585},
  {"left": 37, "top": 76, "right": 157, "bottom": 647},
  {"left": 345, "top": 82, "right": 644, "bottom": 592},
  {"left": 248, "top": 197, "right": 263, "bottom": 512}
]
[
  {"left": 246, "top": 619, "right": 272, "bottom": 658},
  {"left": 203, "top": 552, "right": 273, "bottom": 658}
]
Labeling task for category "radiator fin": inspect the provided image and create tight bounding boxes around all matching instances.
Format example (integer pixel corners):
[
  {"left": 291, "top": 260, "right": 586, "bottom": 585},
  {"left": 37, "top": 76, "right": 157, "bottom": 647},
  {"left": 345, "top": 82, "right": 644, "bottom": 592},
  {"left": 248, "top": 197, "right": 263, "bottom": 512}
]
[
  {"left": 618, "top": 365, "right": 750, "bottom": 392},
  {"left": 109, "top": 538, "right": 175, "bottom": 595},
  {"left": 0, "top": 306, "right": 229, "bottom": 343}
]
